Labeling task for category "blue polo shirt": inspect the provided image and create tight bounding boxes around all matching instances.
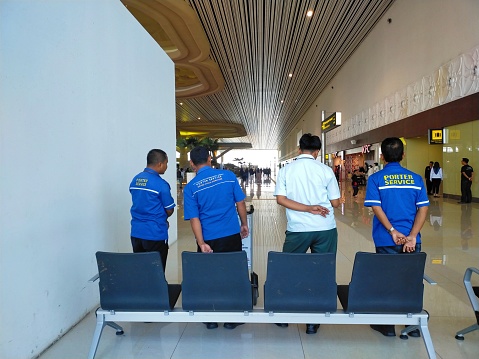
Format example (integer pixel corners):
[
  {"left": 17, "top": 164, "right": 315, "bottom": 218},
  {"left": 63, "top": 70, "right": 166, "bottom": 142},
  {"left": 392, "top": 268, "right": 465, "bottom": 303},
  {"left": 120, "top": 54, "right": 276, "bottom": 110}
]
[
  {"left": 183, "top": 166, "right": 246, "bottom": 241},
  {"left": 130, "top": 168, "right": 176, "bottom": 241},
  {"left": 364, "top": 162, "right": 429, "bottom": 247}
]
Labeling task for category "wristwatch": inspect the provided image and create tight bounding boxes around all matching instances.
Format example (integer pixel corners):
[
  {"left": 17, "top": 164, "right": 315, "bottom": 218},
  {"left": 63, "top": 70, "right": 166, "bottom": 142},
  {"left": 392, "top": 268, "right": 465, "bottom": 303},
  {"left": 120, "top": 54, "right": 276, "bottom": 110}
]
[{"left": 388, "top": 226, "right": 395, "bottom": 233}]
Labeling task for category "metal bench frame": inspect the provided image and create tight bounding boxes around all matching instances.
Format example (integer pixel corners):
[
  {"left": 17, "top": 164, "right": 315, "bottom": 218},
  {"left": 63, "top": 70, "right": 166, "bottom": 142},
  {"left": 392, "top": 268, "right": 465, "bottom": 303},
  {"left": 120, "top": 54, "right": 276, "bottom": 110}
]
[{"left": 89, "top": 308, "right": 434, "bottom": 359}]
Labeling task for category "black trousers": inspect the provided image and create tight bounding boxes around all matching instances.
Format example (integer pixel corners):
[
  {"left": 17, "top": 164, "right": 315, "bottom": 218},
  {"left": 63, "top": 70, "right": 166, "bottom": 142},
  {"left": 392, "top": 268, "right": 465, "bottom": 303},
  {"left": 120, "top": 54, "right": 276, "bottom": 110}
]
[
  {"left": 131, "top": 236, "right": 168, "bottom": 271},
  {"left": 352, "top": 186, "right": 359, "bottom": 196},
  {"left": 431, "top": 178, "right": 441, "bottom": 195},
  {"left": 461, "top": 180, "right": 472, "bottom": 203},
  {"left": 426, "top": 179, "right": 432, "bottom": 194},
  {"left": 198, "top": 233, "right": 242, "bottom": 253}
]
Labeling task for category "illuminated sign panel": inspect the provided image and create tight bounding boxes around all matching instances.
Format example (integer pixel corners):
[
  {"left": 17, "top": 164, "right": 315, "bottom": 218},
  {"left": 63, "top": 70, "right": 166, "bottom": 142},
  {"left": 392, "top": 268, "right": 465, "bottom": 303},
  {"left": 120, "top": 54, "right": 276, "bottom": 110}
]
[
  {"left": 362, "top": 144, "right": 371, "bottom": 153},
  {"left": 322, "top": 112, "right": 341, "bottom": 133},
  {"left": 428, "top": 128, "right": 444, "bottom": 145}
]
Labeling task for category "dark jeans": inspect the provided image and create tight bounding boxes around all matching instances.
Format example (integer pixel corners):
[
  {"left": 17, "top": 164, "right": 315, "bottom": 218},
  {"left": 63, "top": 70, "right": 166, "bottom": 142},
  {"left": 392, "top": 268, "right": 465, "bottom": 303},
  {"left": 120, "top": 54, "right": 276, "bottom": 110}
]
[
  {"left": 131, "top": 236, "right": 168, "bottom": 271},
  {"left": 353, "top": 186, "right": 359, "bottom": 196},
  {"left": 375, "top": 243, "right": 422, "bottom": 254},
  {"left": 461, "top": 180, "right": 472, "bottom": 203},
  {"left": 431, "top": 178, "right": 441, "bottom": 195},
  {"left": 425, "top": 179, "right": 432, "bottom": 194},
  {"left": 198, "top": 233, "right": 242, "bottom": 253}
]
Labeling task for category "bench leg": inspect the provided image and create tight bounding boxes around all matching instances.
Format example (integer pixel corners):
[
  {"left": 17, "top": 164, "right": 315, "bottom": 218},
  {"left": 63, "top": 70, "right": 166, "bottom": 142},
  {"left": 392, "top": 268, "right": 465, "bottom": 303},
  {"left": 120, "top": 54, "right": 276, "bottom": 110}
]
[
  {"left": 455, "top": 323, "right": 479, "bottom": 339},
  {"left": 106, "top": 321, "right": 124, "bottom": 334},
  {"left": 419, "top": 317, "right": 436, "bottom": 359},
  {"left": 88, "top": 313, "right": 106, "bottom": 359},
  {"left": 400, "top": 324, "right": 419, "bottom": 339}
]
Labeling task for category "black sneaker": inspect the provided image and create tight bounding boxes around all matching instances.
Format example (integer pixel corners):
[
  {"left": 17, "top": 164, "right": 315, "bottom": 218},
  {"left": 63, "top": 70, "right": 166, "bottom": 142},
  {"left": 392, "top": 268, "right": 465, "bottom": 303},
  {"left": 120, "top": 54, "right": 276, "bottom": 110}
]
[
  {"left": 370, "top": 324, "right": 396, "bottom": 337},
  {"left": 306, "top": 324, "right": 320, "bottom": 334},
  {"left": 204, "top": 322, "right": 218, "bottom": 329},
  {"left": 223, "top": 323, "right": 244, "bottom": 329}
]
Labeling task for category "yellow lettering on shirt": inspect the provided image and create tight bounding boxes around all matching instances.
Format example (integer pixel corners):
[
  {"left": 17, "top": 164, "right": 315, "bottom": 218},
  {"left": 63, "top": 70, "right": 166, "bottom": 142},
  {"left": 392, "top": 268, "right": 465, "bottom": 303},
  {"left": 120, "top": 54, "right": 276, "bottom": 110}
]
[
  {"left": 136, "top": 178, "right": 148, "bottom": 187},
  {"left": 383, "top": 174, "right": 414, "bottom": 185}
]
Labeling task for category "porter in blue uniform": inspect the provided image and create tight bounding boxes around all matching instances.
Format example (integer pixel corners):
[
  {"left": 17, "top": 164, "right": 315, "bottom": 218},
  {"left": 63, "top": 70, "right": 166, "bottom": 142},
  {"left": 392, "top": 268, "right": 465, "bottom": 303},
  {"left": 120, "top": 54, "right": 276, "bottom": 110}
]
[
  {"left": 183, "top": 146, "right": 248, "bottom": 331},
  {"left": 364, "top": 137, "right": 429, "bottom": 337},
  {"left": 130, "top": 149, "right": 175, "bottom": 270}
]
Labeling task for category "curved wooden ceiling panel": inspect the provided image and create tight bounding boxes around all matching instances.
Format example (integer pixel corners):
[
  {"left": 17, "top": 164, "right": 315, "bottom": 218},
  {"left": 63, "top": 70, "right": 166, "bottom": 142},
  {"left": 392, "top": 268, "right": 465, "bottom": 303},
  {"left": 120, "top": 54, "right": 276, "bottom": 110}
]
[{"left": 121, "top": 0, "right": 224, "bottom": 98}]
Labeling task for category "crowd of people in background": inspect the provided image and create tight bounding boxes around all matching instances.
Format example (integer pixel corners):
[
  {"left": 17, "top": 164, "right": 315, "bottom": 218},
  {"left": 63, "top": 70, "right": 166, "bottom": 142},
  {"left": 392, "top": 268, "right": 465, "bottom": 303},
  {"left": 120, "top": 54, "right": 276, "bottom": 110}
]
[{"left": 239, "top": 167, "right": 272, "bottom": 185}]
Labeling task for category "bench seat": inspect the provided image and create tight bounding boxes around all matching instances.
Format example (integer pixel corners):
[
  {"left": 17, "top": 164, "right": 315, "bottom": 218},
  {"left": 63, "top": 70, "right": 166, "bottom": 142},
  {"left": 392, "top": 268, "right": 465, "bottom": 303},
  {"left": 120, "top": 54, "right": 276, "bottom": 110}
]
[{"left": 89, "top": 251, "right": 436, "bottom": 359}]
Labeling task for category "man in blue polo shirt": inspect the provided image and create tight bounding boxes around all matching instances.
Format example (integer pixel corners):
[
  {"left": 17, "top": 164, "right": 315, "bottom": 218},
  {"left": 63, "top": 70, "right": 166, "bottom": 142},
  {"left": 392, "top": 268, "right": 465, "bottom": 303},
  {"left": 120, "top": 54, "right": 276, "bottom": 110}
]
[
  {"left": 130, "top": 149, "right": 176, "bottom": 271},
  {"left": 183, "top": 146, "right": 248, "bottom": 330},
  {"left": 364, "top": 137, "right": 429, "bottom": 337}
]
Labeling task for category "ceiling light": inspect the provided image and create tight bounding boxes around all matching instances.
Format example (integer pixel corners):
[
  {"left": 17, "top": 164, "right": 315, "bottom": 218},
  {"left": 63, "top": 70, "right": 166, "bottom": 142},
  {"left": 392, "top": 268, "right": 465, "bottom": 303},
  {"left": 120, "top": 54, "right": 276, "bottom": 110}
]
[
  {"left": 288, "top": 73, "right": 293, "bottom": 77},
  {"left": 179, "top": 102, "right": 183, "bottom": 105},
  {"left": 306, "top": 10, "right": 313, "bottom": 17},
  {"left": 281, "top": 100, "right": 284, "bottom": 103},
  {"left": 197, "top": 117, "right": 201, "bottom": 119}
]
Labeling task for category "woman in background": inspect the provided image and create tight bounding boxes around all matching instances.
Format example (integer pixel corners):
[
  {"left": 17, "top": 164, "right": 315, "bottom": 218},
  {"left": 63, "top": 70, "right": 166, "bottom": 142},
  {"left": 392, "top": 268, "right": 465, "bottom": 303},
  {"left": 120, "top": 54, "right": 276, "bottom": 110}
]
[
  {"left": 352, "top": 169, "right": 359, "bottom": 197},
  {"left": 430, "top": 161, "right": 443, "bottom": 197}
]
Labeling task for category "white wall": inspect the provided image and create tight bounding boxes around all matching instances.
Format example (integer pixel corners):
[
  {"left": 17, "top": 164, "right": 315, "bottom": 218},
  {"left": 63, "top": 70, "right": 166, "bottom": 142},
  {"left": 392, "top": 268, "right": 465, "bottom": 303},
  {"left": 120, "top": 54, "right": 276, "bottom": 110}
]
[
  {"left": 0, "top": 1, "right": 177, "bottom": 358},
  {"left": 282, "top": 0, "right": 479, "bottom": 156}
]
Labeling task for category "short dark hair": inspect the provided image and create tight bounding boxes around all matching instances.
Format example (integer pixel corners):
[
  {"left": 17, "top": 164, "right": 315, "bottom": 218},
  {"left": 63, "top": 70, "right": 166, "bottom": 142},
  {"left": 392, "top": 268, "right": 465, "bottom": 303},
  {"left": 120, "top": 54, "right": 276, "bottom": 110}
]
[
  {"left": 190, "top": 146, "right": 210, "bottom": 165},
  {"left": 147, "top": 149, "right": 167, "bottom": 165},
  {"left": 462, "top": 158, "right": 469, "bottom": 163},
  {"left": 381, "top": 137, "right": 404, "bottom": 163},
  {"left": 299, "top": 133, "right": 321, "bottom": 151}
]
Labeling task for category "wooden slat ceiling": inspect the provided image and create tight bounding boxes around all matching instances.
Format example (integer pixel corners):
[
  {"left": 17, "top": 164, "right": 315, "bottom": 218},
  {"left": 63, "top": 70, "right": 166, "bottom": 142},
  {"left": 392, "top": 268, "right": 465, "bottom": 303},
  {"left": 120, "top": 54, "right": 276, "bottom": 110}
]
[{"left": 176, "top": 0, "right": 395, "bottom": 149}]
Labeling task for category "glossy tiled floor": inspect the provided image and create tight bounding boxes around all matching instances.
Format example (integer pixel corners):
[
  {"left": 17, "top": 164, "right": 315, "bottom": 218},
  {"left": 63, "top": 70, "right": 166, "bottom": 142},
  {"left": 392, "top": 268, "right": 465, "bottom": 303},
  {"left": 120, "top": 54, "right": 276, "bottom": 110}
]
[{"left": 39, "top": 177, "right": 479, "bottom": 359}]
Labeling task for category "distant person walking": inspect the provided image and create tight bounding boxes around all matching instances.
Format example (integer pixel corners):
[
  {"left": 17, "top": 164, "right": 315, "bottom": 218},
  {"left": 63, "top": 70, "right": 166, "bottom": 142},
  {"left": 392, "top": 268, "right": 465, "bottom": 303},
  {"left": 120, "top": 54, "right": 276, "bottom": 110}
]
[
  {"left": 424, "top": 161, "right": 433, "bottom": 195},
  {"left": 459, "top": 158, "right": 474, "bottom": 204},
  {"left": 352, "top": 169, "right": 359, "bottom": 197},
  {"left": 430, "top": 162, "right": 443, "bottom": 197}
]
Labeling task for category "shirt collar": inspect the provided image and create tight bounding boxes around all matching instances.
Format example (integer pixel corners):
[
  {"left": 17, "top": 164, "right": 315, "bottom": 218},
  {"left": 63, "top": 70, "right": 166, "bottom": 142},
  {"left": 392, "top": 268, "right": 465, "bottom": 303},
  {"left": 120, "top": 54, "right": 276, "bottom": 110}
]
[
  {"left": 297, "top": 154, "right": 315, "bottom": 160},
  {"left": 384, "top": 162, "right": 401, "bottom": 168},
  {"left": 144, "top": 167, "right": 159, "bottom": 175},
  {"left": 197, "top": 165, "right": 212, "bottom": 174}
]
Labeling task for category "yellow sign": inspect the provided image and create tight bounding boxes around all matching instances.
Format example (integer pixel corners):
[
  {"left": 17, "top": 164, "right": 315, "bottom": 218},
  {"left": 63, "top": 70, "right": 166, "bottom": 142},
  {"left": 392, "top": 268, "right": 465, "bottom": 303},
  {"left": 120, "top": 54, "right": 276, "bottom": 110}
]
[
  {"left": 449, "top": 129, "right": 460, "bottom": 140},
  {"left": 428, "top": 129, "right": 443, "bottom": 144},
  {"left": 431, "top": 130, "right": 443, "bottom": 141}
]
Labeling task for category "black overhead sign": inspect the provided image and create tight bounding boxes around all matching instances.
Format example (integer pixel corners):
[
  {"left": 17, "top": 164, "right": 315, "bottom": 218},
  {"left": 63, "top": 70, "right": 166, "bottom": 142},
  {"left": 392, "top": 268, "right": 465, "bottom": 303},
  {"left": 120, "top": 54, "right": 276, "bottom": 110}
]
[{"left": 322, "top": 112, "right": 341, "bottom": 133}]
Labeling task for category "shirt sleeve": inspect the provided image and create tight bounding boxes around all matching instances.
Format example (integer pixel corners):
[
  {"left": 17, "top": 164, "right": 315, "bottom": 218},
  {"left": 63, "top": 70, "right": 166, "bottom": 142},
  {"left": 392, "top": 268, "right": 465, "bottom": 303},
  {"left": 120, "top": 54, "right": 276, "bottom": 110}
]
[
  {"left": 273, "top": 168, "right": 286, "bottom": 196},
  {"left": 415, "top": 176, "right": 429, "bottom": 207},
  {"left": 233, "top": 175, "right": 246, "bottom": 202},
  {"left": 160, "top": 181, "right": 176, "bottom": 210},
  {"left": 327, "top": 172, "right": 341, "bottom": 200},
  {"left": 183, "top": 186, "right": 198, "bottom": 220},
  {"left": 364, "top": 174, "right": 380, "bottom": 207}
]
